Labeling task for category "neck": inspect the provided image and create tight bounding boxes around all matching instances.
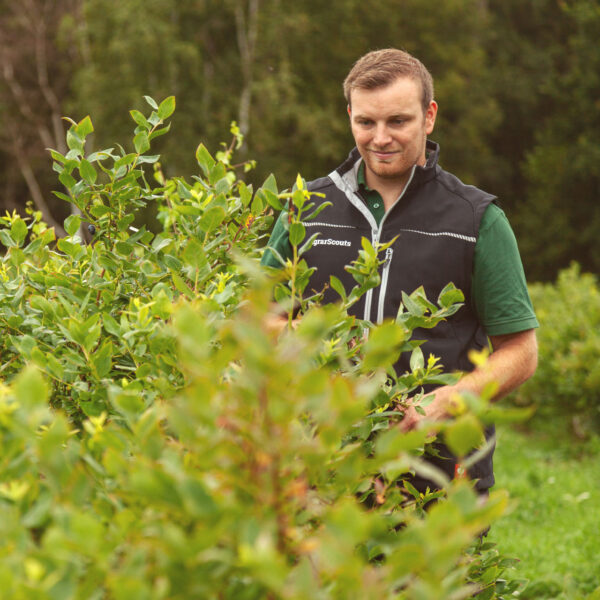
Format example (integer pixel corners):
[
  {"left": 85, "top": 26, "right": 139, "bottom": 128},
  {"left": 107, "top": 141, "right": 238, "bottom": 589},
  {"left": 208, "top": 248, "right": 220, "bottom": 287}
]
[{"left": 365, "top": 170, "right": 413, "bottom": 212}]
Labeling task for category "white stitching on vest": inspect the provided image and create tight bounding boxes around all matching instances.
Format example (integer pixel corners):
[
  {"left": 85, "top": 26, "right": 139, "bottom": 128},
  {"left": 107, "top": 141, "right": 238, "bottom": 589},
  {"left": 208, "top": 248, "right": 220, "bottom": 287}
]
[
  {"left": 400, "top": 228, "right": 476, "bottom": 243},
  {"left": 305, "top": 222, "right": 355, "bottom": 229}
]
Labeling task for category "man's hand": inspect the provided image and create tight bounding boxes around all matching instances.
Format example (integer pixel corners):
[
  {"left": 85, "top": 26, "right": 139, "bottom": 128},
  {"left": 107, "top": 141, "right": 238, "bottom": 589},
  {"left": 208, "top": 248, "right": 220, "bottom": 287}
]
[
  {"left": 398, "top": 329, "right": 538, "bottom": 432},
  {"left": 398, "top": 386, "right": 455, "bottom": 433}
]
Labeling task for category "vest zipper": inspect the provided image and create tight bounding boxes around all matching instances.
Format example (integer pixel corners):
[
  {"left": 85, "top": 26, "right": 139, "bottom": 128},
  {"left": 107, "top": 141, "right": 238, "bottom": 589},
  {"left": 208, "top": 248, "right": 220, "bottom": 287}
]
[
  {"left": 363, "top": 165, "right": 417, "bottom": 322},
  {"left": 377, "top": 247, "right": 393, "bottom": 323}
]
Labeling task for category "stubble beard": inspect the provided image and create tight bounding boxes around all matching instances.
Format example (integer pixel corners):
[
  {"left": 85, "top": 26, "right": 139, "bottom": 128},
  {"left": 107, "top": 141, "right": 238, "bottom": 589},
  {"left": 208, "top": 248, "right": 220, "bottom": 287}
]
[{"left": 365, "top": 154, "right": 412, "bottom": 183}]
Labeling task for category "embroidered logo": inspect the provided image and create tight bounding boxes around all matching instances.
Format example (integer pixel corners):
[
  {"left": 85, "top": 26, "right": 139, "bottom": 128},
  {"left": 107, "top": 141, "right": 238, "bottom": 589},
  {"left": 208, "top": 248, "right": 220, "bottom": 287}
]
[{"left": 313, "top": 238, "right": 352, "bottom": 247}]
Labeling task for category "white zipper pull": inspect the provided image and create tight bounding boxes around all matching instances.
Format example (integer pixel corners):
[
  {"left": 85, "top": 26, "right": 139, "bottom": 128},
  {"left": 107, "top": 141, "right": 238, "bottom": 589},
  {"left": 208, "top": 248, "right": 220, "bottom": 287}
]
[
  {"left": 377, "top": 247, "right": 394, "bottom": 324},
  {"left": 384, "top": 246, "right": 393, "bottom": 266}
]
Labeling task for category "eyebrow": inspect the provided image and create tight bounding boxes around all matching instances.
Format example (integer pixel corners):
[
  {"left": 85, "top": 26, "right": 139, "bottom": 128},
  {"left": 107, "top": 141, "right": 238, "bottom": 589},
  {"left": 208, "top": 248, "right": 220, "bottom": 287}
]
[{"left": 352, "top": 112, "right": 414, "bottom": 120}]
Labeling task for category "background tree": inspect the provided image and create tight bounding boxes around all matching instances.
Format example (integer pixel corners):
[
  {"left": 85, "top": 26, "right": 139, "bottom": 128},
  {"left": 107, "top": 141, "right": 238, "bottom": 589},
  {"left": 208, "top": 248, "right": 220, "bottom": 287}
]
[{"left": 0, "top": 0, "right": 82, "bottom": 234}]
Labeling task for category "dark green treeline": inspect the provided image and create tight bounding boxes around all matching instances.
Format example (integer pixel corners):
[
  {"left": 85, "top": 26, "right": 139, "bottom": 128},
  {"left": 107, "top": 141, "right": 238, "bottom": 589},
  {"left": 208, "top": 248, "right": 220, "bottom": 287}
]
[{"left": 1, "top": 0, "right": 598, "bottom": 281}]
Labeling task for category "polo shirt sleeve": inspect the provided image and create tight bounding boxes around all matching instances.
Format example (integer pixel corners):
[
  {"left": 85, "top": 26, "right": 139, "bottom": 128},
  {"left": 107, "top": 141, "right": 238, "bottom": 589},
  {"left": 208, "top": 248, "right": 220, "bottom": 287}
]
[
  {"left": 260, "top": 211, "right": 293, "bottom": 268},
  {"left": 472, "top": 204, "right": 539, "bottom": 336}
]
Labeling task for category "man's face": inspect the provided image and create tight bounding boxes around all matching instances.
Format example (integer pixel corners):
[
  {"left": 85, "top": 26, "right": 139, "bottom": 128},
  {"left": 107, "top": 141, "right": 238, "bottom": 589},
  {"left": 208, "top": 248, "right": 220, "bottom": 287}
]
[{"left": 348, "top": 77, "right": 437, "bottom": 188}]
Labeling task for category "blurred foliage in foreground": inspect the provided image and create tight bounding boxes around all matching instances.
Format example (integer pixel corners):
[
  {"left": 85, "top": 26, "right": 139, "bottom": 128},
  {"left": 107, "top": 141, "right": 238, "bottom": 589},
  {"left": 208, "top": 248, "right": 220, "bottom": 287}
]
[{"left": 0, "top": 99, "right": 527, "bottom": 598}]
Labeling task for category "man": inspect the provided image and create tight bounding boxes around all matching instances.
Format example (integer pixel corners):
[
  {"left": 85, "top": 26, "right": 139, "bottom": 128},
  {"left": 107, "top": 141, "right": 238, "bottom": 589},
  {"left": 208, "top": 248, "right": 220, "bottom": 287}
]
[{"left": 262, "top": 48, "right": 538, "bottom": 494}]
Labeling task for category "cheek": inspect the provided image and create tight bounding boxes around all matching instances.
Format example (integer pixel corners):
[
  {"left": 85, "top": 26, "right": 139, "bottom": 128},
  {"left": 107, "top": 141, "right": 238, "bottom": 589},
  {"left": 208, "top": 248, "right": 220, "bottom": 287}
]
[{"left": 353, "top": 132, "right": 370, "bottom": 148}]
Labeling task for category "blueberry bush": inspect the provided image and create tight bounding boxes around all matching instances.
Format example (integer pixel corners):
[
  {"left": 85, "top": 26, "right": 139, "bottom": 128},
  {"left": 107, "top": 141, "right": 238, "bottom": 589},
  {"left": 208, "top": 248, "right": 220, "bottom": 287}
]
[
  {"left": 513, "top": 263, "right": 600, "bottom": 430},
  {"left": 0, "top": 98, "right": 523, "bottom": 599}
]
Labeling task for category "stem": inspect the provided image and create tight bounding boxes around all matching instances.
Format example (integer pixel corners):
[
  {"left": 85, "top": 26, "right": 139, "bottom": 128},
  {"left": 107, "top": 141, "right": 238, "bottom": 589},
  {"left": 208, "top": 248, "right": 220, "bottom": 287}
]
[
  {"left": 258, "top": 386, "right": 289, "bottom": 556},
  {"left": 288, "top": 242, "right": 298, "bottom": 330}
]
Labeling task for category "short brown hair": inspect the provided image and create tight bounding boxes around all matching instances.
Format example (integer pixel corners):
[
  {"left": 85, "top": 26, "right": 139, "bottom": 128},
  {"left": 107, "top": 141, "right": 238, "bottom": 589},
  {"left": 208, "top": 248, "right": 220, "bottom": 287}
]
[{"left": 343, "top": 48, "right": 434, "bottom": 113}]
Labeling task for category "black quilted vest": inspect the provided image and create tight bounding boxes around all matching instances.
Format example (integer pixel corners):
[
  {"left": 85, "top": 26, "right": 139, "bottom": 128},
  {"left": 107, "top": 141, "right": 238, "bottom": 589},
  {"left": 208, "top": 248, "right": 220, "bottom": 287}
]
[{"left": 302, "top": 141, "right": 497, "bottom": 490}]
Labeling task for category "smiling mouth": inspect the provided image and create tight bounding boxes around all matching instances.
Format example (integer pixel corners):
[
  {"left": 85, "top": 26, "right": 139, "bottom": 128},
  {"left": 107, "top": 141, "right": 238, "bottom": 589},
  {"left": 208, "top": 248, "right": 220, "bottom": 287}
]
[{"left": 370, "top": 150, "right": 399, "bottom": 160}]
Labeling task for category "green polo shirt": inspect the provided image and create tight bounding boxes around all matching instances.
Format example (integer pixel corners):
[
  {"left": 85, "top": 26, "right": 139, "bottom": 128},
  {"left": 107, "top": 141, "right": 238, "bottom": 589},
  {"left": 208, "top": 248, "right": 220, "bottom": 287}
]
[{"left": 262, "top": 164, "right": 538, "bottom": 336}]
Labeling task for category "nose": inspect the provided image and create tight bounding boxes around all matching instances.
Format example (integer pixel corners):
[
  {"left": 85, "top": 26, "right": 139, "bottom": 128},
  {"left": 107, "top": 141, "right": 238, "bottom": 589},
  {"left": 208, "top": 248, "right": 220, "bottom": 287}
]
[{"left": 373, "top": 123, "right": 392, "bottom": 147}]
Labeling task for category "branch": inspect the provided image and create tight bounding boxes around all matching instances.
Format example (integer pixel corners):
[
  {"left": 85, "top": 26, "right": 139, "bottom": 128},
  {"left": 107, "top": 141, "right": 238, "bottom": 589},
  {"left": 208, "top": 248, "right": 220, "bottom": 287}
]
[
  {"left": 234, "top": 0, "right": 260, "bottom": 142},
  {"left": 0, "top": 51, "right": 55, "bottom": 150},
  {"left": 8, "top": 124, "right": 66, "bottom": 236},
  {"left": 30, "top": 3, "right": 67, "bottom": 154}
]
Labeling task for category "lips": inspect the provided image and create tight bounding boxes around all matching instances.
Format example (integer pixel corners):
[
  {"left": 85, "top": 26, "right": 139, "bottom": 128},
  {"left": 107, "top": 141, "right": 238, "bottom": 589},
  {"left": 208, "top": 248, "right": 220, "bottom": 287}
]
[{"left": 370, "top": 150, "right": 399, "bottom": 161}]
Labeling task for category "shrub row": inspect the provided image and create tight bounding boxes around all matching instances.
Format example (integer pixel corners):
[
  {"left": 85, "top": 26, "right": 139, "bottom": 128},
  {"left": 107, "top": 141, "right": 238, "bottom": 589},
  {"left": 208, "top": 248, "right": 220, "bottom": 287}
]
[
  {"left": 0, "top": 99, "right": 522, "bottom": 599},
  {"left": 514, "top": 264, "right": 600, "bottom": 430}
]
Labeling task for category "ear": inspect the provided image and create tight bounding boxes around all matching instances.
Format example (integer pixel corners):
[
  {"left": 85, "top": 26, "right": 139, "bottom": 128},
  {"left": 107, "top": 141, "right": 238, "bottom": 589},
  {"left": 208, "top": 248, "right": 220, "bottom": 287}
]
[
  {"left": 347, "top": 104, "right": 352, "bottom": 117},
  {"left": 425, "top": 100, "right": 438, "bottom": 135}
]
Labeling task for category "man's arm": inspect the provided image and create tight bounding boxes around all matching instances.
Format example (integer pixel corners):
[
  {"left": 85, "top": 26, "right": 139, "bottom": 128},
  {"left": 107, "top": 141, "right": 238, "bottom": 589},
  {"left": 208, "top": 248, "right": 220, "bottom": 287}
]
[{"left": 398, "top": 328, "right": 538, "bottom": 432}]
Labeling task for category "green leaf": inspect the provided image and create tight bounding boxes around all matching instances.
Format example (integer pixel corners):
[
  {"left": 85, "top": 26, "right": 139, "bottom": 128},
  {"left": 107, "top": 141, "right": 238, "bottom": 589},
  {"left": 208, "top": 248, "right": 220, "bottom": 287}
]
[
  {"left": 208, "top": 162, "right": 227, "bottom": 186},
  {"left": 157, "top": 96, "right": 176, "bottom": 120},
  {"left": 90, "top": 204, "right": 110, "bottom": 217},
  {"left": 111, "top": 391, "right": 145, "bottom": 426},
  {"left": 262, "top": 172, "right": 278, "bottom": 194},
  {"left": 66, "top": 128, "right": 84, "bottom": 153},
  {"left": 103, "top": 314, "right": 121, "bottom": 337},
  {"left": 238, "top": 182, "right": 253, "bottom": 207},
  {"left": 215, "top": 176, "right": 231, "bottom": 196},
  {"left": 79, "top": 158, "right": 97, "bottom": 184},
  {"left": 57, "top": 238, "right": 86, "bottom": 260},
  {"left": 148, "top": 123, "right": 171, "bottom": 141},
  {"left": 304, "top": 201, "right": 333, "bottom": 222},
  {"left": 11, "top": 218, "right": 28, "bottom": 246},
  {"left": 75, "top": 115, "right": 94, "bottom": 138},
  {"left": 92, "top": 341, "right": 113, "bottom": 379},
  {"left": 134, "top": 131, "right": 150, "bottom": 154},
  {"left": 64, "top": 214, "right": 82, "bottom": 237},
  {"left": 172, "top": 273, "right": 194, "bottom": 299},
  {"left": 48, "top": 149, "right": 65, "bottom": 164},
  {"left": 114, "top": 153, "right": 138, "bottom": 170},
  {"left": 178, "top": 478, "right": 218, "bottom": 518},
  {"left": 143, "top": 95, "right": 159, "bottom": 110},
  {"left": 0, "top": 230, "right": 15, "bottom": 248},
  {"left": 259, "top": 189, "right": 283, "bottom": 211},
  {"left": 117, "top": 214, "right": 135, "bottom": 231},
  {"left": 298, "top": 232, "right": 320, "bottom": 256},
  {"left": 14, "top": 367, "right": 48, "bottom": 409},
  {"left": 444, "top": 413, "right": 484, "bottom": 458},
  {"left": 137, "top": 154, "right": 161, "bottom": 164},
  {"left": 164, "top": 254, "right": 183, "bottom": 271},
  {"left": 88, "top": 148, "right": 115, "bottom": 162},
  {"left": 182, "top": 238, "right": 208, "bottom": 270},
  {"left": 41, "top": 228, "right": 56, "bottom": 244},
  {"left": 45, "top": 352, "right": 65, "bottom": 380},
  {"left": 292, "top": 189, "right": 305, "bottom": 209},
  {"left": 438, "top": 283, "right": 465, "bottom": 308},
  {"left": 148, "top": 111, "right": 161, "bottom": 127},
  {"left": 362, "top": 322, "right": 406, "bottom": 371},
  {"left": 59, "top": 170, "right": 77, "bottom": 190},
  {"left": 199, "top": 206, "right": 227, "bottom": 234},
  {"left": 289, "top": 222, "right": 306, "bottom": 247},
  {"left": 329, "top": 275, "right": 347, "bottom": 301},
  {"left": 130, "top": 110, "right": 149, "bottom": 128},
  {"left": 402, "top": 291, "right": 426, "bottom": 317},
  {"left": 116, "top": 241, "right": 134, "bottom": 256},
  {"left": 82, "top": 314, "right": 101, "bottom": 352},
  {"left": 409, "top": 346, "right": 424, "bottom": 371},
  {"left": 195, "top": 144, "right": 216, "bottom": 175}
]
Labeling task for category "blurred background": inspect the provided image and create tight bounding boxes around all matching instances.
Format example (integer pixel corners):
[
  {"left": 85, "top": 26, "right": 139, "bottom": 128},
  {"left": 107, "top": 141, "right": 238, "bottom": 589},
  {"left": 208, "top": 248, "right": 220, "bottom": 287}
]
[{"left": 1, "top": 0, "right": 599, "bottom": 283}]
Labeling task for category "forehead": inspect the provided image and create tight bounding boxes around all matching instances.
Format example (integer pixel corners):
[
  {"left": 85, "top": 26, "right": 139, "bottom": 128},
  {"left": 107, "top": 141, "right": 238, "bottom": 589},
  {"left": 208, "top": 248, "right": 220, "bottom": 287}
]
[{"left": 349, "top": 77, "right": 423, "bottom": 115}]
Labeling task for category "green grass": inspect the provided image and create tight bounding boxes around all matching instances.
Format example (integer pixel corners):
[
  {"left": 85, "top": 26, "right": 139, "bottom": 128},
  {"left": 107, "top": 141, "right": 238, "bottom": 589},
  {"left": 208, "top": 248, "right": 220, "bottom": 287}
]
[{"left": 488, "top": 420, "right": 600, "bottom": 599}]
